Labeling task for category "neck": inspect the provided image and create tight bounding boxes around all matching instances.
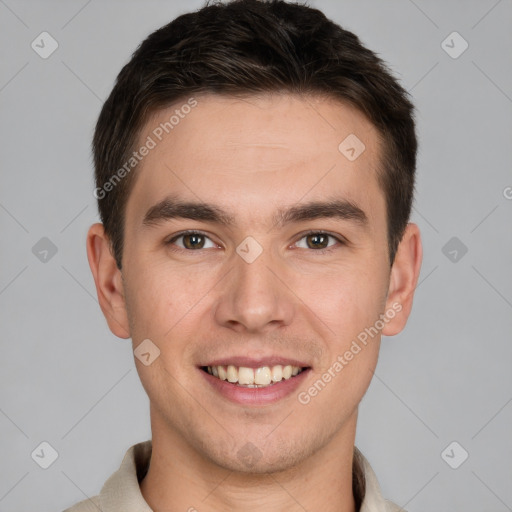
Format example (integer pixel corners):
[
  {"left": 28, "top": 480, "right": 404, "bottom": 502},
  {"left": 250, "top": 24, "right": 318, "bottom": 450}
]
[{"left": 140, "top": 407, "right": 359, "bottom": 512}]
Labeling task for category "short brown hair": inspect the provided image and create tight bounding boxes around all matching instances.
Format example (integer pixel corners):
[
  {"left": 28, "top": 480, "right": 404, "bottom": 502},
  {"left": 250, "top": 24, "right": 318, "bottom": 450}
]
[{"left": 93, "top": 0, "right": 417, "bottom": 269}]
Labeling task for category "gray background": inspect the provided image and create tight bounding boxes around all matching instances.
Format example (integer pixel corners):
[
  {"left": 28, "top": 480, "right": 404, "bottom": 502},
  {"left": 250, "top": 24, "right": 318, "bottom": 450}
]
[{"left": 0, "top": 0, "right": 511, "bottom": 510}]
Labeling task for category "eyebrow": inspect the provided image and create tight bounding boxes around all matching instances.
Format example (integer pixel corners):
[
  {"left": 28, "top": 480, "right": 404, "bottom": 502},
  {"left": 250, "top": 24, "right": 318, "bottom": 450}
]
[{"left": 142, "top": 195, "right": 368, "bottom": 229}]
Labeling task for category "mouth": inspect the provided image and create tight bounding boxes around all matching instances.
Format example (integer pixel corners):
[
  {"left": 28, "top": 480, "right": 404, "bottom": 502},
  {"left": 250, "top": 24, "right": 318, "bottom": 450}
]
[{"left": 200, "top": 364, "right": 308, "bottom": 388}]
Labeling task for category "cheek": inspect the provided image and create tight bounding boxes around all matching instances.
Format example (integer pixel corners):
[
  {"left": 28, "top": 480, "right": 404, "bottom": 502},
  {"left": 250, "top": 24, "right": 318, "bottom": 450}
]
[
  {"left": 297, "top": 336, "right": 380, "bottom": 433},
  {"left": 124, "top": 255, "right": 208, "bottom": 338},
  {"left": 305, "top": 265, "right": 387, "bottom": 340}
]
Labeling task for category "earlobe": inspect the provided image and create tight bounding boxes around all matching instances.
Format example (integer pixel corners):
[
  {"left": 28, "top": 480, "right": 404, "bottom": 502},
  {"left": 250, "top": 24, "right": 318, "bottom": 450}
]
[
  {"left": 86, "top": 223, "right": 131, "bottom": 339},
  {"left": 382, "top": 223, "right": 423, "bottom": 337}
]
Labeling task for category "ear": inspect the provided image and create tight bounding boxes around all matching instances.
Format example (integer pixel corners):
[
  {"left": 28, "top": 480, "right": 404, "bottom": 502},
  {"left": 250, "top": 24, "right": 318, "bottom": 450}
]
[
  {"left": 86, "top": 223, "right": 130, "bottom": 339},
  {"left": 382, "top": 223, "right": 423, "bottom": 336}
]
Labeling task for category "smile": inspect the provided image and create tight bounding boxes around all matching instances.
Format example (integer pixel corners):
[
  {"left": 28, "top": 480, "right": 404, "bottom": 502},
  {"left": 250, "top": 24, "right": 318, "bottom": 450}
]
[{"left": 202, "top": 364, "right": 306, "bottom": 387}]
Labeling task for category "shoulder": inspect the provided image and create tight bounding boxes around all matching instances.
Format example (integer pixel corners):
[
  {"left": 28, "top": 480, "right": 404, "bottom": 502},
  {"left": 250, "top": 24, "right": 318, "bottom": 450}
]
[
  {"left": 384, "top": 499, "right": 405, "bottom": 512},
  {"left": 354, "top": 446, "right": 406, "bottom": 512},
  {"left": 62, "top": 495, "right": 101, "bottom": 512}
]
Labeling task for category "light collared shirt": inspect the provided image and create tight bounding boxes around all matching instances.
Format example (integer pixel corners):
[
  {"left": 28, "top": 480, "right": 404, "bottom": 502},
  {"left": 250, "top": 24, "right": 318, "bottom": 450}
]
[{"left": 64, "top": 441, "right": 404, "bottom": 512}]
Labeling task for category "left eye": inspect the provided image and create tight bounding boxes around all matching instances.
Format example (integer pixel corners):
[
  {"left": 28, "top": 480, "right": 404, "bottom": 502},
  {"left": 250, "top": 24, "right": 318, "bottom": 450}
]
[{"left": 294, "top": 232, "right": 341, "bottom": 250}]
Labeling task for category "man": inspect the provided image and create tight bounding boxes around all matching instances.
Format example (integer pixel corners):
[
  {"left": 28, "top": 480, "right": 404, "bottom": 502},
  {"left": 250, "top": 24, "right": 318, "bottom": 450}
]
[{"left": 66, "top": 0, "right": 422, "bottom": 510}]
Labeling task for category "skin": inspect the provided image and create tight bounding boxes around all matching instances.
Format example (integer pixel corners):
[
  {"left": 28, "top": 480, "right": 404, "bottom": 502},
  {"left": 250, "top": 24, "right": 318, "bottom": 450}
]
[{"left": 87, "top": 93, "right": 422, "bottom": 512}]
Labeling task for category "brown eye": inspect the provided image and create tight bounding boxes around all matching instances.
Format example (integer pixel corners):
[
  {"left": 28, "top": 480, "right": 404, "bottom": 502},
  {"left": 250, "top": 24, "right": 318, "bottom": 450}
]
[
  {"left": 182, "top": 233, "right": 205, "bottom": 249},
  {"left": 167, "top": 231, "right": 216, "bottom": 250},
  {"left": 295, "top": 232, "right": 340, "bottom": 251},
  {"left": 305, "top": 233, "right": 329, "bottom": 249}
]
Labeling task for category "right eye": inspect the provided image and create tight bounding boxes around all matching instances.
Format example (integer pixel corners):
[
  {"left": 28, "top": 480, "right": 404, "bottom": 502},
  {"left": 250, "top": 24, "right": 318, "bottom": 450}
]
[{"left": 165, "top": 230, "right": 218, "bottom": 251}]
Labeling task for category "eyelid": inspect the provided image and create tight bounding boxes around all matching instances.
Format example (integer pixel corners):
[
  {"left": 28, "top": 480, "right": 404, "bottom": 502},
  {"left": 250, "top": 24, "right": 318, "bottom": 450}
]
[
  {"left": 166, "top": 229, "right": 220, "bottom": 249},
  {"left": 297, "top": 229, "right": 347, "bottom": 242},
  {"left": 165, "top": 229, "right": 347, "bottom": 252},
  {"left": 292, "top": 230, "right": 346, "bottom": 251}
]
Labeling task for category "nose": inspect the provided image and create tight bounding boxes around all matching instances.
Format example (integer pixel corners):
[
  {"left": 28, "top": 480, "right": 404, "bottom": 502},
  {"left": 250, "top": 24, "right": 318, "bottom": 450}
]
[{"left": 213, "top": 246, "right": 295, "bottom": 334}]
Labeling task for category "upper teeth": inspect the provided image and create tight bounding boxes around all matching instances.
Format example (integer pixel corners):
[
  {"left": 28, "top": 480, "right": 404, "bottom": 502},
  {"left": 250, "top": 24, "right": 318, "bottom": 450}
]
[{"left": 206, "top": 365, "right": 303, "bottom": 387}]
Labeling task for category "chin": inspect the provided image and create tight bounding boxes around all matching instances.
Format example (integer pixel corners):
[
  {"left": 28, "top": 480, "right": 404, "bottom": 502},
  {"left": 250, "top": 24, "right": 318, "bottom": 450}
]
[{"left": 198, "top": 428, "right": 325, "bottom": 476}]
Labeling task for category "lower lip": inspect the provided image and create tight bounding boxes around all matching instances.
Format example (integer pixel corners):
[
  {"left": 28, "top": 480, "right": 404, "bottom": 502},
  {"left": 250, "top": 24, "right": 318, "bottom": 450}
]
[{"left": 199, "top": 367, "right": 311, "bottom": 406}]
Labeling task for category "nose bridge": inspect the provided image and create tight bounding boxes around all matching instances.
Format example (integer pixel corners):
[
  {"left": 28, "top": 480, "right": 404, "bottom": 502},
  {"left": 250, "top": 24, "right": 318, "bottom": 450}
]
[{"left": 214, "top": 239, "right": 294, "bottom": 332}]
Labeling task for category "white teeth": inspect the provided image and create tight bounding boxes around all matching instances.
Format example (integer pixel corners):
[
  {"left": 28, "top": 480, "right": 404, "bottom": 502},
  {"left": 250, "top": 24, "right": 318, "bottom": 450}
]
[
  {"left": 271, "top": 365, "right": 282, "bottom": 382},
  {"left": 227, "top": 365, "right": 238, "bottom": 383},
  {"left": 205, "top": 364, "right": 304, "bottom": 387},
  {"left": 254, "top": 366, "right": 271, "bottom": 385},
  {"left": 218, "top": 365, "right": 227, "bottom": 380},
  {"left": 238, "top": 367, "right": 254, "bottom": 385}
]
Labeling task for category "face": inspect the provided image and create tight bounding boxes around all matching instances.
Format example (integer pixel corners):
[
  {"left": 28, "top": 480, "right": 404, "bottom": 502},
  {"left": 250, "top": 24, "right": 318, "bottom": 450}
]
[{"left": 91, "top": 93, "right": 418, "bottom": 474}]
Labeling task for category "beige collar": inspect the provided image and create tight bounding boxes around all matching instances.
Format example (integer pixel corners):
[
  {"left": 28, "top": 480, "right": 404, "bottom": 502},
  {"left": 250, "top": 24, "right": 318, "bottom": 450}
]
[{"left": 92, "top": 440, "right": 402, "bottom": 512}]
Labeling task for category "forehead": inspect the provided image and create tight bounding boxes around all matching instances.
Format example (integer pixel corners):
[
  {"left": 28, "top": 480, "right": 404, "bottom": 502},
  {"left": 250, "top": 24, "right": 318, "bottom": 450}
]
[{"left": 125, "top": 93, "right": 385, "bottom": 229}]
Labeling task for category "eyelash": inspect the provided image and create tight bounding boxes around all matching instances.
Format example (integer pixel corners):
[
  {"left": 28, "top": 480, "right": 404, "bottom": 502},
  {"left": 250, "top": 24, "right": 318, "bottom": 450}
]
[
  {"left": 165, "top": 229, "right": 345, "bottom": 254},
  {"left": 297, "top": 230, "right": 347, "bottom": 253}
]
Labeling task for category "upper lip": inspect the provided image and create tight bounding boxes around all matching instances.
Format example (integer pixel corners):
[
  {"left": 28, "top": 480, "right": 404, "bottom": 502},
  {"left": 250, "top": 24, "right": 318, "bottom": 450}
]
[{"left": 200, "top": 356, "right": 310, "bottom": 369}]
